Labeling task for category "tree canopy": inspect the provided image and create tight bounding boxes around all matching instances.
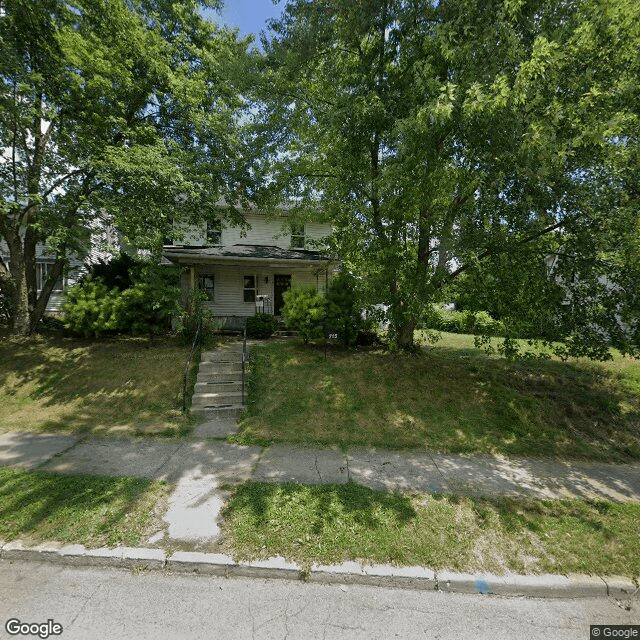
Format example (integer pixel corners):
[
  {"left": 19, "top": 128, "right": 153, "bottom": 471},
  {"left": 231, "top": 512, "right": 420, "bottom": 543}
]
[
  {"left": 253, "top": 0, "right": 640, "bottom": 356},
  {"left": 0, "top": 0, "right": 252, "bottom": 334}
]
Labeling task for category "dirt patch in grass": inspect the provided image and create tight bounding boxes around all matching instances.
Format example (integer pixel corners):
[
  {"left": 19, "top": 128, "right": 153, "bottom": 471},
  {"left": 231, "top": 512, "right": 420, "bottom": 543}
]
[
  {"left": 219, "top": 481, "right": 640, "bottom": 578},
  {"left": 237, "top": 337, "right": 640, "bottom": 461},
  {"left": 0, "top": 467, "right": 170, "bottom": 547},
  {"left": 0, "top": 334, "right": 196, "bottom": 437}
]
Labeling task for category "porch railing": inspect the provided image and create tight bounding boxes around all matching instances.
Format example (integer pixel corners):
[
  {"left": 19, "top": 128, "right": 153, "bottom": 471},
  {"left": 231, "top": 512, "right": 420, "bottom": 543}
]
[
  {"left": 255, "top": 295, "right": 273, "bottom": 315},
  {"left": 241, "top": 325, "right": 247, "bottom": 405},
  {"left": 182, "top": 319, "right": 201, "bottom": 413}
]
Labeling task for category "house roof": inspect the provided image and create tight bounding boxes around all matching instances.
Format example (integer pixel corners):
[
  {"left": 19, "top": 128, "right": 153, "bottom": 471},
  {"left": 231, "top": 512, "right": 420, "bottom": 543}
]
[{"left": 163, "top": 243, "right": 332, "bottom": 264}]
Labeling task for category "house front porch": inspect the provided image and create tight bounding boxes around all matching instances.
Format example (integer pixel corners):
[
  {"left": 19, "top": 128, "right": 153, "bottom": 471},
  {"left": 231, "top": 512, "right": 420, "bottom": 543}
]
[{"left": 163, "top": 244, "right": 335, "bottom": 331}]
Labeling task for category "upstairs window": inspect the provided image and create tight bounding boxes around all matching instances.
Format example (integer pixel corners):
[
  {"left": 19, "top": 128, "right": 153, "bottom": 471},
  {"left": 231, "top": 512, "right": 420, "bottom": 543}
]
[
  {"left": 290, "top": 224, "right": 305, "bottom": 249},
  {"left": 243, "top": 275, "right": 256, "bottom": 302},
  {"left": 197, "top": 274, "right": 215, "bottom": 301},
  {"left": 206, "top": 220, "right": 222, "bottom": 245},
  {"left": 163, "top": 217, "right": 174, "bottom": 246}
]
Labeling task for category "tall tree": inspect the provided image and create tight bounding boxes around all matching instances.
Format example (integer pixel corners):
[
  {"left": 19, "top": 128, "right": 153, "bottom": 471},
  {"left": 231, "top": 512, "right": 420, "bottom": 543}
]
[
  {"left": 0, "top": 0, "right": 251, "bottom": 334},
  {"left": 254, "top": 0, "right": 639, "bottom": 356}
]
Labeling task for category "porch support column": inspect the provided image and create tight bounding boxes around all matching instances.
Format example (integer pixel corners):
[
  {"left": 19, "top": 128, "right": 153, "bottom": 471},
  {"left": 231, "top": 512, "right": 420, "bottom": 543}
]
[{"left": 189, "top": 265, "right": 195, "bottom": 290}]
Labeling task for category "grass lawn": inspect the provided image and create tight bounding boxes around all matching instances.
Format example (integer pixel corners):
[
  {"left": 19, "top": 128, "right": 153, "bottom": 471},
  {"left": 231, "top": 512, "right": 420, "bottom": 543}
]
[
  {"left": 237, "top": 333, "right": 640, "bottom": 461},
  {"left": 0, "top": 467, "right": 169, "bottom": 547},
  {"left": 0, "top": 333, "right": 196, "bottom": 437},
  {"left": 220, "top": 481, "right": 640, "bottom": 578}
]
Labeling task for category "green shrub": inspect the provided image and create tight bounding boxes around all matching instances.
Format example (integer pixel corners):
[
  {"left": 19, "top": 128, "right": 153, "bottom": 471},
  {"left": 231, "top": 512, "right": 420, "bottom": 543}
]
[
  {"left": 282, "top": 285, "right": 325, "bottom": 343},
  {"left": 80, "top": 251, "right": 136, "bottom": 290},
  {"left": 176, "top": 287, "right": 219, "bottom": 345},
  {"left": 282, "top": 275, "right": 370, "bottom": 347},
  {"left": 420, "top": 306, "right": 505, "bottom": 337},
  {"left": 112, "top": 282, "right": 179, "bottom": 335},
  {"left": 246, "top": 312, "right": 278, "bottom": 339},
  {"left": 62, "top": 266, "right": 180, "bottom": 338},
  {"left": 354, "top": 328, "right": 384, "bottom": 347},
  {"left": 324, "top": 272, "right": 363, "bottom": 346},
  {"left": 469, "top": 310, "right": 505, "bottom": 336},
  {"left": 62, "top": 280, "right": 121, "bottom": 337}
]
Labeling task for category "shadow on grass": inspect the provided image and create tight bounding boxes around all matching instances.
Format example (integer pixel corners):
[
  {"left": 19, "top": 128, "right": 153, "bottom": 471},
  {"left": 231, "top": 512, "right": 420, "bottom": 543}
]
[
  {"left": 223, "top": 481, "right": 640, "bottom": 575},
  {"left": 241, "top": 341, "right": 640, "bottom": 461},
  {"left": 481, "top": 494, "right": 616, "bottom": 538},
  {"left": 224, "top": 481, "right": 416, "bottom": 535},
  {"left": 0, "top": 467, "right": 160, "bottom": 546},
  {"left": 0, "top": 333, "right": 199, "bottom": 436}
]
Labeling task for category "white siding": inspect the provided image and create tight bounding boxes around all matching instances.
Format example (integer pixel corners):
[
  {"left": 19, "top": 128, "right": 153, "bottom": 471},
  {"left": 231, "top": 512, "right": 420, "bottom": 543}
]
[
  {"left": 172, "top": 221, "right": 206, "bottom": 246},
  {"left": 304, "top": 221, "right": 331, "bottom": 245},
  {"left": 170, "top": 213, "right": 331, "bottom": 249},
  {"left": 191, "top": 263, "right": 329, "bottom": 317}
]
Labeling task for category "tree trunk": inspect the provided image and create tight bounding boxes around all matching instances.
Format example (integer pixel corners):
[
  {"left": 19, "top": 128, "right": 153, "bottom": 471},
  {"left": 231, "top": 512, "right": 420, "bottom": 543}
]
[
  {"left": 389, "top": 278, "right": 416, "bottom": 350},
  {"left": 0, "top": 222, "right": 28, "bottom": 335},
  {"left": 24, "top": 226, "right": 38, "bottom": 314},
  {"left": 9, "top": 253, "right": 30, "bottom": 336},
  {"left": 395, "top": 317, "right": 416, "bottom": 350}
]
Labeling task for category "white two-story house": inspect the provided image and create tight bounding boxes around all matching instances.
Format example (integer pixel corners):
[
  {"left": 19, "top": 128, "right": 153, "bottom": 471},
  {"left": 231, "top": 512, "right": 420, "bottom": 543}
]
[{"left": 162, "top": 209, "right": 335, "bottom": 329}]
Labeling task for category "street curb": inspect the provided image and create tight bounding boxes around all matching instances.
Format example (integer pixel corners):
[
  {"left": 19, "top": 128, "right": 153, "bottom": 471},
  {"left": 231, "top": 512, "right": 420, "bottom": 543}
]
[
  {"left": 1, "top": 540, "right": 166, "bottom": 570},
  {"left": 1, "top": 540, "right": 638, "bottom": 600}
]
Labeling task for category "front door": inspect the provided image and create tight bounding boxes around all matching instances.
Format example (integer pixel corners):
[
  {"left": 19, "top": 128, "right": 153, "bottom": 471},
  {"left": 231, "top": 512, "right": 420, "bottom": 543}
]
[{"left": 273, "top": 274, "right": 291, "bottom": 315}]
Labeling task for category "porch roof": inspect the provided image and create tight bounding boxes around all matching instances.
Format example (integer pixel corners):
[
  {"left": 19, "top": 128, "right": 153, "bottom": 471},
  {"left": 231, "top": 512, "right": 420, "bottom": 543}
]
[{"left": 163, "top": 243, "right": 332, "bottom": 265}]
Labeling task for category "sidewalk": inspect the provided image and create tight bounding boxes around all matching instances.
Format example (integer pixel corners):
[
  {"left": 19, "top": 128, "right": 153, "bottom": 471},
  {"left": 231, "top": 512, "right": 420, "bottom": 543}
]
[
  {"left": 2, "top": 430, "right": 640, "bottom": 502},
  {"left": 1, "top": 430, "right": 639, "bottom": 599}
]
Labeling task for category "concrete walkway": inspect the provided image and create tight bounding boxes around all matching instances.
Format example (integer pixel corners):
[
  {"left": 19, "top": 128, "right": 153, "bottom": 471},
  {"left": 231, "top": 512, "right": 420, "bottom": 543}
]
[
  {"left": 2, "top": 430, "right": 640, "bottom": 547},
  {"left": 2, "top": 431, "right": 640, "bottom": 599},
  {"left": 3, "top": 431, "right": 640, "bottom": 503}
]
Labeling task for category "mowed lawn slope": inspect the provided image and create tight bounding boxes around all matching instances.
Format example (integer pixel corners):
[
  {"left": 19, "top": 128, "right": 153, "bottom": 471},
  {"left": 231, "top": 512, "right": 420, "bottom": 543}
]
[
  {"left": 239, "top": 334, "right": 640, "bottom": 461},
  {"left": 0, "top": 334, "right": 192, "bottom": 437}
]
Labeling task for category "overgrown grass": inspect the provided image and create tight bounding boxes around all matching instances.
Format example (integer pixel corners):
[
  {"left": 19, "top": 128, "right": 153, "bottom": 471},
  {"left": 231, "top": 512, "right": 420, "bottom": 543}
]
[
  {"left": 237, "top": 333, "right": 640, "bottom": 461},
  {"left": 220, "top": 481, "right": 640, "bottom": 577},
  {"left": 0, "top": 467, "right": 169, "bottom": 547},
  {"left": 0, "top": 334, "right": 197, "bottom": 437}
]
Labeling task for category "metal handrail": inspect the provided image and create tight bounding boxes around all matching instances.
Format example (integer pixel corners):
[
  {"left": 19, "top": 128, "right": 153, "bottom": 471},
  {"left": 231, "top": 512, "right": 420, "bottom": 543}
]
[
  {"left": 182, "top": 319, "right": 201, "bottom": 413},
  {"left": 241, "top": 325, "right": 247, "bottom": 405}
]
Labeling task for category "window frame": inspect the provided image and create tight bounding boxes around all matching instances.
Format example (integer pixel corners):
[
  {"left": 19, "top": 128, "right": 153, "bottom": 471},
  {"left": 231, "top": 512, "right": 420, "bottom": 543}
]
[
  {"left": 206, "top": 220, "right": 222, "bottom": 246},
  {"left": 197, "top": 273, "right": 215, "bottom": 302},
  {"left": 163, "top": 216, "right": 174, "bottom": 246},
  {"left": 290, "top": 224, "right": 305, "bottom": 249},
  {"left": 36, "top": 262, "right": 64, "bottom": 293},
  {"left": 243, "top": 274, "right": 256, "bottom": 303}
]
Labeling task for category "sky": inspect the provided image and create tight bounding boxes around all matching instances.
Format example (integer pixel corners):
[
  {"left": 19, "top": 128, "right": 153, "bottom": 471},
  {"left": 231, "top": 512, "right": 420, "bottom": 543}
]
[{"left": 206, "top": 0, "right": 285, "bottom": 41}]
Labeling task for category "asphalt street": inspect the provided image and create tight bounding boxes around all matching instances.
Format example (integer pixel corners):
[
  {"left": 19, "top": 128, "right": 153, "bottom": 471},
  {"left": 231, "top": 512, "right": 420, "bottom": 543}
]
[{"left": 0, "top": 560, "right": 637, "bottom": 640}]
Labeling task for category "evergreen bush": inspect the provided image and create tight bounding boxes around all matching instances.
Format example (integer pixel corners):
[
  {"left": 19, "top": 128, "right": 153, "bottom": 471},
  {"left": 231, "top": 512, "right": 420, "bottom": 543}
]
[
  {"left": 282, "top": 285, "right": 325, "bottom": 343},
  {"left": 246, "top": 312, "right": 279, "bottom": 339},
  {"left": 62, "top": 258, "right": 180, "bottom": 337},
  {"left": 324, "top": 272, "right": 363, "bottom": 346},
  {"left": 282, "top": 275, "right": 375, "bottom": 347}
]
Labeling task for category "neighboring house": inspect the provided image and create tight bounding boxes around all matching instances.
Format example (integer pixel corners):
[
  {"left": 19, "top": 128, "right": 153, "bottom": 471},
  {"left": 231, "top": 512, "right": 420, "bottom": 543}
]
[
  {"left": 0, "top": 241, "right": 83, "bottom": 314},
  {"left": 163, "top": 208, "right": 335, "bottom": 329},
  {"left": 0, "top": 213, "right": 119, "bottom": 314},
  {"left": 545, "top": 252, "right": 635, "bottom": 341}
]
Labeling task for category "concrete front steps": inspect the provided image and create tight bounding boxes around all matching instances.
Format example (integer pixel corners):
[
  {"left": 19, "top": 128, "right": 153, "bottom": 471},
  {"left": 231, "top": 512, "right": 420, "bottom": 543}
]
[
  {"left": 191, "top": 341, "right": 247, "bottom": 435},
  {"left": 272, "top": 329, "right": 299, "bottom": 338},
  {"left": 191, "top": 391, "right": 244, "bottom": 408}
]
